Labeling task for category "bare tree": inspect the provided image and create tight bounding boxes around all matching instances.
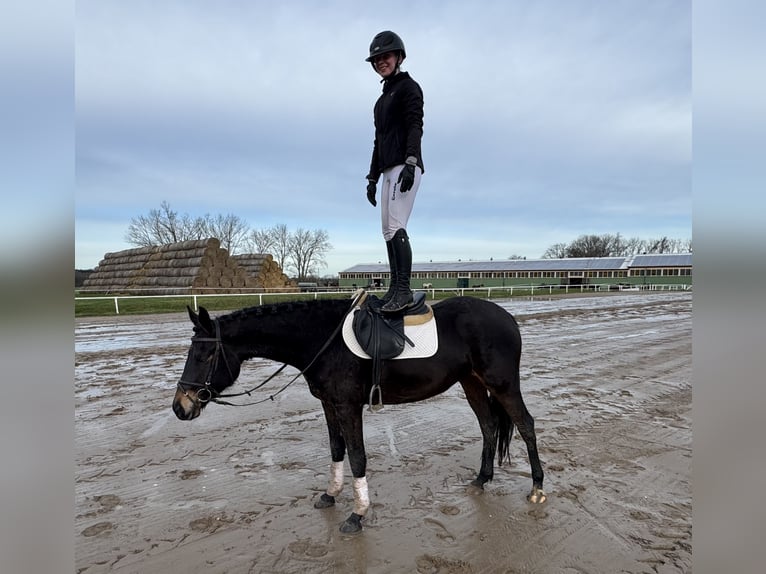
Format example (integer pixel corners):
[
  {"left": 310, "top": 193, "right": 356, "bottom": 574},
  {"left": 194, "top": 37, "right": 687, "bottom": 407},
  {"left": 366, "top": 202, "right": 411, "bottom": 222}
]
[
  {"left": 604, "top": 233, "right": 625, "bottom": 256},
  {"left": 246, "top": 228, "right": 276, "bottom": 255},
  {"left": 541, "top": 243, "right": 568, "bottom": 259},
  {"left": 620, "top": 236, "right": 644, "bottom": 256},
  {"left": 565, "top": 233, "right": 624, "bottom": 258},
  {"left": 646, "top": 236, "right": 672, "bottom": 254},
  {"left": 125, "top": 201, "right": 201, "bottom": 246},
  {"left": 269, "top": 224, "right": 292, "bottom": 271},
  {"left": 289, "top": 228, "right": 331, "bottom": 280},
  {"left": 125, "top": 201, "right": 250, "bottom": 252},
  {"left": 245, "top": 224, "right": 332, "bottom": 278},
  {"left": 564, "top": 235, "right": 602, "bottom": 258},
  {"left": 124, "top": 213, "right": 160, "bottom": 247},
  {"left": 202, "top": 213, "right": 249, "bottom": 254}
]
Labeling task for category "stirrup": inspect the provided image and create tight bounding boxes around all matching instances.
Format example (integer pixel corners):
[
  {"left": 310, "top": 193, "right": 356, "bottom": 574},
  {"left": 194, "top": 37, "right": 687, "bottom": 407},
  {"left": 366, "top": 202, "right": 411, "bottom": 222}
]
[{"left": 368, "top": 384, "right": 384, "bottom": 412}]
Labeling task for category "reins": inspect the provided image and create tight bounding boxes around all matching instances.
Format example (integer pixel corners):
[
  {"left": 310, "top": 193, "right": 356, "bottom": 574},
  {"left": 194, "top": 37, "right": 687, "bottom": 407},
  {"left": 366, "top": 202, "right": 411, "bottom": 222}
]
[{"left": 177, "top": 290, "right": 365, "bottom": 408}]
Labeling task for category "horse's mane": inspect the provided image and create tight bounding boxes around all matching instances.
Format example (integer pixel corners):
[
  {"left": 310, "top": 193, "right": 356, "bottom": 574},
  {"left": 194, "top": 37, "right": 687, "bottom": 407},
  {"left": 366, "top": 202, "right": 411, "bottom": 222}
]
[{"left": 218, "top": 297, "right": 350, "bottom": 327}]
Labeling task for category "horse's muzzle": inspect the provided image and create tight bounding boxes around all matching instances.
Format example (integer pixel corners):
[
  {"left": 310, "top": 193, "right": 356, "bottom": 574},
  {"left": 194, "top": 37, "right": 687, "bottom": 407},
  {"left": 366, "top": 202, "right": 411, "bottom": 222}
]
[{"left": 172, "top": 390, "right": 200, "bottom": 420}]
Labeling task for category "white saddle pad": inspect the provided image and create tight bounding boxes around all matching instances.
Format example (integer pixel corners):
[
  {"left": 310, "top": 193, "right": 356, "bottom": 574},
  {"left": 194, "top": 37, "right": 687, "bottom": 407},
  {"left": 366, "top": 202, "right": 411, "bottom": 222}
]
[{"left": 342, "top": 306, "right": 439, "bottom": 360}]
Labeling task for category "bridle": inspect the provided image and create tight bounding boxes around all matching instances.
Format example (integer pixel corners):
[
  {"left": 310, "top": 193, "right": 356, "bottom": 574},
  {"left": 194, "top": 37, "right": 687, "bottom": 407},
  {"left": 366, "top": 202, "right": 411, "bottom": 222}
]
[
  {"left": 176, "top": 318, "right": 251, "bottom": 405},
  {"left": 176, "top": 291, "right": 364, "bottom": 408},
  {"left": 176, "top": 318, "right": 316, "bottom": 408}
]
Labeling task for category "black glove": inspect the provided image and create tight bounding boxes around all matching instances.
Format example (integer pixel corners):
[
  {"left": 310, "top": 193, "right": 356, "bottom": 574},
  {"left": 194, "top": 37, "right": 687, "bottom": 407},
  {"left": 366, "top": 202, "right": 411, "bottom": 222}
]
[
  {"left": 397, "top": 163, "right": 416, "bottom": 193},
  {"left": 366, "top": 180, "right": 377, "bottom": 207}
]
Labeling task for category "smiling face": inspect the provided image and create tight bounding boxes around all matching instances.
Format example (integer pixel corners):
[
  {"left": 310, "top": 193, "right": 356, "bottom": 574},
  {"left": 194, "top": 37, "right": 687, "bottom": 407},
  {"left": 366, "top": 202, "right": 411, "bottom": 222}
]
[{"left": 373, "top": 51, "right": 400, "bottom": 79}]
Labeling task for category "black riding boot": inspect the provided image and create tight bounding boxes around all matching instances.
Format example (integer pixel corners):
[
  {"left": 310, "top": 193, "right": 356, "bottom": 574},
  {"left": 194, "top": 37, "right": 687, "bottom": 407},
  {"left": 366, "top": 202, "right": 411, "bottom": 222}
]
[
  {"left": 380, "top": 239, "right": 396, "bottom": 303},
  {"left": 381, "top": 229, "right": 413, "bottom": 313}
]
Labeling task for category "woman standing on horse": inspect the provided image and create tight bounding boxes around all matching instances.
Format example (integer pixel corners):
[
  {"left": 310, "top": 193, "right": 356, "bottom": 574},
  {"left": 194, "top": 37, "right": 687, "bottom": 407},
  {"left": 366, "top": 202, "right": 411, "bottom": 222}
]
[{"left": 364, "top": 31, "right": 425, "bottom": 313}]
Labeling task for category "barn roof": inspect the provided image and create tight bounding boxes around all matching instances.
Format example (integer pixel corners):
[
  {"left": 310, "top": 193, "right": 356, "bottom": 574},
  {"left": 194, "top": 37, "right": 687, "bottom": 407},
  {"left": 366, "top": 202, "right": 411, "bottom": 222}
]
[
  {"left": 340, "top": 253, "right": 692, "bottom": 274},
  {"left": 628, "top": 253, "right": 693, "bottom": 267}
]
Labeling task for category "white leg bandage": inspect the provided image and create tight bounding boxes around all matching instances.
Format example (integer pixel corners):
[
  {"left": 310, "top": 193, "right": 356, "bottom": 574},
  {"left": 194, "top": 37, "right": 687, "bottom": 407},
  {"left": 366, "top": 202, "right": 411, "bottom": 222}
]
[
  {"left": 352, "top": 476, "right": 370, "bottom": 516},
  {"left": 327, "top": 461, "right": 344, "bottom": 497}
]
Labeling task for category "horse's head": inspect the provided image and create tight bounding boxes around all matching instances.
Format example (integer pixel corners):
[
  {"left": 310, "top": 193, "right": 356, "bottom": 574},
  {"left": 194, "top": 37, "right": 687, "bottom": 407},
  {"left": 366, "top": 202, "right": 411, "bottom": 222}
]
[{"left": 172, "top": 306, "right": 242, "bottom": 420}]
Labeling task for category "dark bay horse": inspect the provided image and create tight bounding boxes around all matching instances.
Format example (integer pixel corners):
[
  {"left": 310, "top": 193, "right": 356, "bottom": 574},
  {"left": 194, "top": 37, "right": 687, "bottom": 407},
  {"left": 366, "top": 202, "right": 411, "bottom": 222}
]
[{"left": 173, "top": 295, "right": 546, "bottom": 533}]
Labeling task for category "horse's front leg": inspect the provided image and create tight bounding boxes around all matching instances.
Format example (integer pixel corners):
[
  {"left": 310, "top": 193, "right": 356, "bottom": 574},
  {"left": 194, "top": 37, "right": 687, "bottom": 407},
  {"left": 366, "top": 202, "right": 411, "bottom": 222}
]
[
  {"left": 334, "top": 403, "right": 368, "bottom": 534},
  {"left": 314, "top": 400, "right": 346, "bottom": 509}
]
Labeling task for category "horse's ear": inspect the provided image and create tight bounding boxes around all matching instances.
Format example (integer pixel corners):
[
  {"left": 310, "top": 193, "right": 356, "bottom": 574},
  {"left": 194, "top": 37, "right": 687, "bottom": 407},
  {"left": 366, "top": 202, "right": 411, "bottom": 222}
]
[
  {"left": 187, "top": 305, "right": 198, "bottom": 324},
  {"left": 197, "top": 306, "right": 214, "bottom": 334},
  {"left": 187, "top": 306, "right": 214, "bottom": 335},
  {"left": 187, "top": 305, "right": 203, "bottom": 328}
]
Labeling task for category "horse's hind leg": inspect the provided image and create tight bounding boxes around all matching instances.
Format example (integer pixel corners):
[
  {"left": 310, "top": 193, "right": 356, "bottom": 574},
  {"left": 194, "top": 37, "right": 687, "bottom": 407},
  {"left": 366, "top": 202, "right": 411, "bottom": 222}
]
[
  {"left": 460, "top": 377, "right": 500, "bottom": 490},
  {"left": 492, "top": 387, "right": 546, "bottom": 503}
]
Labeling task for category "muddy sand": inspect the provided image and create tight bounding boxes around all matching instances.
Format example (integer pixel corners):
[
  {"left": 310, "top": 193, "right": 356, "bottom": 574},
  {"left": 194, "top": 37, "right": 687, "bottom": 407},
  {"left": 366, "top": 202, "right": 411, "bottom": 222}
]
[{"left": 75, "top": 291, "right": 692, "bottom": 573}]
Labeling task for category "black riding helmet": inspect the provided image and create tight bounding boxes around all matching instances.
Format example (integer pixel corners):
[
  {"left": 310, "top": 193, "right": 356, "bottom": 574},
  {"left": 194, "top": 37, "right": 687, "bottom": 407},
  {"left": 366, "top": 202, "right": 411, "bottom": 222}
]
[{"left": 365, "top": 30, "right": 406, "bottom": 63}]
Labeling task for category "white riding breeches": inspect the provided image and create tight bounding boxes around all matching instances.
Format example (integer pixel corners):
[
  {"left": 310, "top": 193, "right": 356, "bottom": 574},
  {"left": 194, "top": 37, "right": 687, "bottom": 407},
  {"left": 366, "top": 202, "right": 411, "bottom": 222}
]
[{"left": 380, "top": 163, "right": 421, "bottom": 241}]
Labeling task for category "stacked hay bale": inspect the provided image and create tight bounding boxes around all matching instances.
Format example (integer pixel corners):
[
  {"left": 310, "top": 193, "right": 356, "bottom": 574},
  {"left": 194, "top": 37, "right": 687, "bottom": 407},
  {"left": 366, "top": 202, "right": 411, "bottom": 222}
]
[
  {"left": 231, "top": 254, "right": 296, "bottom": 291},
  {"left": 82, "top": 238, "right": 292, "bottom": 295}
]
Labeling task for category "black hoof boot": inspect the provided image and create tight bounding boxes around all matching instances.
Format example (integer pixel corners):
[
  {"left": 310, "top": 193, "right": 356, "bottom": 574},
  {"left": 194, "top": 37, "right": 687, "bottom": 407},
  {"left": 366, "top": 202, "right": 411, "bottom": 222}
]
[
  {"left": 339, "top": 512, "right": 363, "bottom": 534},
  {"left": 314, "top": 493, "right": 336, "bottom": 509}
]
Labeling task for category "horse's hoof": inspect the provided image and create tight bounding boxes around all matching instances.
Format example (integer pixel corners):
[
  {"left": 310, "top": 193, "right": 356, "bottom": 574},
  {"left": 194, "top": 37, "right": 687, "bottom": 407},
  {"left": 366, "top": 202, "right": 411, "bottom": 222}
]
[
  {"left": 314, "top": 493, "right": 335, "bottom": 509},
  {"left": 527, "top": 486, "right": 547, "bottom": 504},
  {"left": 467, "top": 479, "right": 485, "bottom": 494},
  {"left": 339, "top": 512, "right": 363, "bottom": 534}
]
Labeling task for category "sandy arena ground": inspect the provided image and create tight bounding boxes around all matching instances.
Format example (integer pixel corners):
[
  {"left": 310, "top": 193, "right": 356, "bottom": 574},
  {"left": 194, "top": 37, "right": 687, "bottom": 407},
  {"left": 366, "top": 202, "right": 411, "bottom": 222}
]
[{"left": 75, "top": 291, "right": 692, "bottom": 573}]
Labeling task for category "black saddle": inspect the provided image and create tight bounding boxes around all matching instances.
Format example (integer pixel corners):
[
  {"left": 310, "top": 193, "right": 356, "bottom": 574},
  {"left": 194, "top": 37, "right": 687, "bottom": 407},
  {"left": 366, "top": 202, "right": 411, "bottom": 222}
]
[
  {"left": 352, "top": 291, "right": 430, "bottom": 412},
  {"left": 352, "top": 291, "right": 428, "bottom": 360}
]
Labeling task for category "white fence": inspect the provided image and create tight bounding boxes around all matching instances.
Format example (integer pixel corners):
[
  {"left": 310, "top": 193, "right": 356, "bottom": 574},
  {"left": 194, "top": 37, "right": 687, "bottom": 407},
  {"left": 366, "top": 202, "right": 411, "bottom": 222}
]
[
  {"left": 75, "top": 283, "right": 691, "bottom": 315},
  {"left": 421, "top": 282, "right": 690, "bottom": 300}
]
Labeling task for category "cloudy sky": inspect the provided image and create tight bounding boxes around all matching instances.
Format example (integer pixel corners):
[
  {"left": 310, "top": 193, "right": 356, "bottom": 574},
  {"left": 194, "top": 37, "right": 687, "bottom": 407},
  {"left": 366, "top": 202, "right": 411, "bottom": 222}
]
[{"left": 75, "top": 0, "right": 691, "bottom": 275}]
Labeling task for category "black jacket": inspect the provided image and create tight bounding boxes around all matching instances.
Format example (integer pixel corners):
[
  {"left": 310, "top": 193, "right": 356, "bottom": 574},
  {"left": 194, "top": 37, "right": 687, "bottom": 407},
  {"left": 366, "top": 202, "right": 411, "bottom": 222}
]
[{"left": 367, "top": 71, "right": 424, "bottom": 182}]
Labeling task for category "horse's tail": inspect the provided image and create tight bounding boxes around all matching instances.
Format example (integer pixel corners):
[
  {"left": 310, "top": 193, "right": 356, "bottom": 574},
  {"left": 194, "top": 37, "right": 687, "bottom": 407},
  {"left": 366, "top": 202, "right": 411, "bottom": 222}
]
[{"left": 491, "top": 395, "right": 515, "bottom": 466}]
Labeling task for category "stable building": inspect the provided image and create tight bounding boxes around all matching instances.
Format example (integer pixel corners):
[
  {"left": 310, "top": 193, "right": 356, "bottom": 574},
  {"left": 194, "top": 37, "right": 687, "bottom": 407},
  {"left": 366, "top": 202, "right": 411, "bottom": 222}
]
[{"left": 338, "top": 253, "right": 692, "bottom": 290}]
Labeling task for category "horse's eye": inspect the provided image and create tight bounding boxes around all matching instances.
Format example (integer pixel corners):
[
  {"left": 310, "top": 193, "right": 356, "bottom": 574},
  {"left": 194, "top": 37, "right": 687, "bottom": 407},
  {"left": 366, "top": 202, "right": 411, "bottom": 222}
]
[{"left": 192, "top": 348, "right": 210, "bottom": 362}]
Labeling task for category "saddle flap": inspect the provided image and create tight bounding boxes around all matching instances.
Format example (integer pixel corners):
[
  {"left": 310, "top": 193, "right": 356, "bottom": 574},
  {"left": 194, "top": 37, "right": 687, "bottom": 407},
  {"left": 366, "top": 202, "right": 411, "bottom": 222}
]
[
  {"left": 342, "top": 300, "right": 438, "bottom": 361},
  {"left": 351, "top": 304, "right": 406, "bottom": 360}
]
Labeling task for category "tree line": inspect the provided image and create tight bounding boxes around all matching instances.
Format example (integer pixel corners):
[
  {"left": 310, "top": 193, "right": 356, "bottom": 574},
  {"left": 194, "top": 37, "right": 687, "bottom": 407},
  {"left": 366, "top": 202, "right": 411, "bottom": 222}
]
[
  {"left": 540, "top": 233, "right": 691, "bottom": 259},
  {"left": 123, "top": 202, "right": 691, "bottom": 279},
  {"left": 124, "top": 201, "right": 331, "bottom": 280}
]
